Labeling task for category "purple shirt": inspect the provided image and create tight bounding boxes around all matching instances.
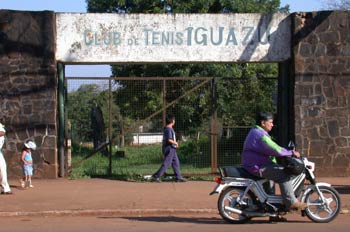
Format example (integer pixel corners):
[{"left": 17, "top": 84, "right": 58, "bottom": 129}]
[
  {"left": 241, "top": 126, "right": 293, "bottom": 175},
  {"left": 162, "top": 126, "right": 176, "bottom": 154}
]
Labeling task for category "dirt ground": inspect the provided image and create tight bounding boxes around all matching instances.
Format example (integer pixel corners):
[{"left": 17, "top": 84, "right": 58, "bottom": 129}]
[{"left": 0, "top": 177, "right": 349, "bottom": 217}]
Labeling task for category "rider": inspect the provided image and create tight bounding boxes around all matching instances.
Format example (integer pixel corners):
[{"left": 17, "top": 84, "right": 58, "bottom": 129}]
[{"left": 241, "top": 112, "right": 307, "bottom": 210}]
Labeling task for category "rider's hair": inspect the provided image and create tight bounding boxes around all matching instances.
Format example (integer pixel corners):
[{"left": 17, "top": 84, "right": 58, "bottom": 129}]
[{"left": 256, "top": 112, "right": 274, "bottom": 125}]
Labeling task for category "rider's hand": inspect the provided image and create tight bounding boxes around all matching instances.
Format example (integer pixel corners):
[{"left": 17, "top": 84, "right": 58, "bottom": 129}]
[{"left": 292, "top": 151, "right": 301, "bottom": 158}]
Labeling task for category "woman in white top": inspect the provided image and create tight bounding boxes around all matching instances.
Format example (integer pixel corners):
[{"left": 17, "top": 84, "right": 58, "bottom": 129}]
[{"left": 0, "top": 123, "right": 12, "bottom": 194}]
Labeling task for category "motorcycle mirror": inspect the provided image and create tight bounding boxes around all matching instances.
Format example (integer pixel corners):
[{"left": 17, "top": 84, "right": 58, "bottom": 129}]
[{"left": 288, "top": 141, "right": 295, "bottom": 150}]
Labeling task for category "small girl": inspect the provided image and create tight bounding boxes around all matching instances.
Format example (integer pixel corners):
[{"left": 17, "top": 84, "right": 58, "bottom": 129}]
[{"left": 20, "top": 140, "right": 37, "bottom": 188}]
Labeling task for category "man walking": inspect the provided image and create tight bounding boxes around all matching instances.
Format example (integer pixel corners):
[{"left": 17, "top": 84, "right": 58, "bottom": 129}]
[{"left": 152, "top": 114, "right": 187, "bottom": 182}]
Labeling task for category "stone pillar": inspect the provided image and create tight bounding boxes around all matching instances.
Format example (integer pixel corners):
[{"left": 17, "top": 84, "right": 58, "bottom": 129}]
[
  {"left": 0, "top": 10, "right": 57, "bottom": 178},
  {"left": 292, "top": 11, "right": 350, "bottom": 176}
]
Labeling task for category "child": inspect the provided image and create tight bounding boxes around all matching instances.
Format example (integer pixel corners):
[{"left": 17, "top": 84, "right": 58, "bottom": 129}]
[{"left": 20, "top": 140, "right": 37, "bottom": 188}]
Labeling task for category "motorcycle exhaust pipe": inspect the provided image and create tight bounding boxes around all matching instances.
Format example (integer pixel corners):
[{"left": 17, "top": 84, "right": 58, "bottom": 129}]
[
  {"left": 243, "top": 211, "right": 270, "bottom": 218},
  {"left": 224, "top": 206, "right": 243, "bottom": 215},
  {"left": 224, "top": 206, "right": 271, "bottom": 218}
]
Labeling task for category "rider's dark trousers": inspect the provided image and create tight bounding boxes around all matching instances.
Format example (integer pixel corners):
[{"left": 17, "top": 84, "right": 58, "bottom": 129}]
[{"left": 259, "top": 163, "right": 297, "bottom": 208}]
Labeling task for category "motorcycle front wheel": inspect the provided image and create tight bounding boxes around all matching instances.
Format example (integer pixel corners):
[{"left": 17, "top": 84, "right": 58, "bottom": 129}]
[
  {"left": 304, "top": 186, "right": 341, "bottom": 223},
  {"left": 217, "top": 187, "right": 253, "bottom": 224}
]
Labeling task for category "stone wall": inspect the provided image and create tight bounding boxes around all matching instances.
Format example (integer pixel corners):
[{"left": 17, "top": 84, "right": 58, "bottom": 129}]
[
  {"left": 0, "top": 10, "right": 57, "bottom": 178},
  {"left": 292, "top": 11, "right": 350, "bottom": 176}
]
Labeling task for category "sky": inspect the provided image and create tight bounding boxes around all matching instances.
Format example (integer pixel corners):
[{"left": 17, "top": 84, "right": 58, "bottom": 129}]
[{"left": 1, "top": 0, "right": 327, "bottom": 82}]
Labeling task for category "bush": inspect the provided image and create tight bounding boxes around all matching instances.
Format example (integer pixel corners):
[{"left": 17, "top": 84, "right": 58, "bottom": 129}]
[{"left": 178, "top": 138, "right": 210, "bottom": 168}]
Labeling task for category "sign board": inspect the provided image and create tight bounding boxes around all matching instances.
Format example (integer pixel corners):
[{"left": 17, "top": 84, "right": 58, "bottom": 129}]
[{"left": 56, "top": 13, "right": 291, "bottom": 63}]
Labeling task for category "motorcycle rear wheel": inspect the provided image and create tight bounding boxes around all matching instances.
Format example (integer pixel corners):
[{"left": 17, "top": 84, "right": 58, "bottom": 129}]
[
  {"left": 304, "top": 186, "right": 341, "bottom": 223},
  {"left": 217, "top": 187, "right": 253, "bottom": 224}
]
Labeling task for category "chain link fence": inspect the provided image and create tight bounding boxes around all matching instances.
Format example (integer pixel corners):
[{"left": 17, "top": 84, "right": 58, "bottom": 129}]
[{"left": 65, "top": 76, "right": 277, "bottom": 179}]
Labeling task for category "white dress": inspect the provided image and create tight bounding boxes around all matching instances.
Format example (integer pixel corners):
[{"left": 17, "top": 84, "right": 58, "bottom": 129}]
[{"left": 0, "top": 130, "right": 11, "bottom": 193}]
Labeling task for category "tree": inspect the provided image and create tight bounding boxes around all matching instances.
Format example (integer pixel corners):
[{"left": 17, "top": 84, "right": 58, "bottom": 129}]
[
  {"left": 87, "top": 0, "right": 289, "bottom": 13},
  {"left": 323, "top": 0, "right": 350, "bottom": 10},
  {"left": 67, "top": 84, "right": 118, "bottom": 145},
  {"left": 217, "top": 64, "right": 278, "bottom": 127}
]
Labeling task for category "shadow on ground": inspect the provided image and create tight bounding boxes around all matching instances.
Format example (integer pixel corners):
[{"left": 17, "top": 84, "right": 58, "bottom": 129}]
[
  {"left": 95, "top": 216, "right": 311, "bottom": 224},
  {"left": 334, "top": 185, "right": 350, "bottom": 195}
]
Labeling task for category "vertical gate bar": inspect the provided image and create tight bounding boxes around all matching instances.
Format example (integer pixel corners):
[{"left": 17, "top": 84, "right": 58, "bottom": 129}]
[
  {"left": 210, "top": 78, "right": 218, "bottom": 173},
  {"left": 108, "top": 78, "right": 112, "bottom": 176},
  {"left": 58, "top": 63, "right": 65, "bottom": 177},
  {"left": 64, "top": 77, "right": 70, "bottom": 175},
  {"left": 211, "top": 119, "right": 218, "bottom": 172},
  {"left": 162, "top": 79, "right": 166, "bottom": 125}
]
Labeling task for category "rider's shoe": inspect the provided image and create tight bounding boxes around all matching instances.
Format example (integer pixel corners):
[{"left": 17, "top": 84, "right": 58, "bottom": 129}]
[
  {"left": 290, "top": 201, "right": 308, "bottom": 210},
  {"left": 269, "top": 216, "right": 287, "bottom": 222}
]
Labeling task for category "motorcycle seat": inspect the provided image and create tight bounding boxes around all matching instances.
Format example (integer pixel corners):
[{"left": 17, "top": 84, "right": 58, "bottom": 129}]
[{"left": 221, "top": 166, "right": 264, "bottom": 181}]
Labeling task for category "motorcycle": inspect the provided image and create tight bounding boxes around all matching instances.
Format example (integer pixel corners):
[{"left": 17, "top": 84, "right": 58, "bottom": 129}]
[{"left": 210, "top": 156, "right": 341, "bottom": 223}]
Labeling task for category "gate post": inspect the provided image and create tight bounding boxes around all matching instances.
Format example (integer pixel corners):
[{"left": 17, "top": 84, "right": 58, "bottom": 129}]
[
  {"left": 278, "top": 62, "right": 292, "bottom": 146},
  {"left": 58, "top": 63, "right": 65, "bottom": 177}
]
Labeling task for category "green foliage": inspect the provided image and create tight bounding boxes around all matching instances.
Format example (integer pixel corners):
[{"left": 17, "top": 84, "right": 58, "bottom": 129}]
[
  {"left": 67, "top": 84, "right": 104, "bottom": 142},
  {"left": 177, "top": 137, "right": 210, "bottom": 167},
  {"left": 114, "top": 79, "right": 162, "bottom": 120},
  {"left": 324, "top": 0, "right": 350, "bottom": 10},
  {"left": 67, "top": 84, "right": 120, "bottom": 143},
  {"left": 87, "top": 0, "right": 289, "bottom": 13},
  {"left": 217, "top": 79, "right": 278, "bottom": 127},
  {"left": 112, "top": 62, "right": 277, "bottom": 135},
  {"left": 219, "top": 0, "right": 282, "bottom": 13}
]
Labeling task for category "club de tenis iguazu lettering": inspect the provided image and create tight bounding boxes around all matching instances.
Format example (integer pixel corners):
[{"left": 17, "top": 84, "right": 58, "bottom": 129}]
[
  {"left": 83, "top": 26, "right": 272, "bottom": 47},
  {"left": 56, "top": 13, "right": 291, "bottom": 62}
]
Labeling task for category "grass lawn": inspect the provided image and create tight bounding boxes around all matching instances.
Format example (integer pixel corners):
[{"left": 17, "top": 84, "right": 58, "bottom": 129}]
[{"left": 69, "top": 142, "right": 214, "bottom": 181}]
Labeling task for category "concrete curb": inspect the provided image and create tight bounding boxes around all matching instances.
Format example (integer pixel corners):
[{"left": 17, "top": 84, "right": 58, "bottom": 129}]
[
  {"left": 0, "top": 209, "right": 217, "bottom": 217},
  {"left": 0, "top": 208, "right": 348, "bottom": 217}
]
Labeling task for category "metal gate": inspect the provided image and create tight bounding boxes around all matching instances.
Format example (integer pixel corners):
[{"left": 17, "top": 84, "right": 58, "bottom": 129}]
[{"left": 65, "top": 76, "right": 278, "bottom": 179}]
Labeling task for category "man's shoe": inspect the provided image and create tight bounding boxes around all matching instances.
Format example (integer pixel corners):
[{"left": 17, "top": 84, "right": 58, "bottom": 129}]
[
  {"left": 176, "top": 177, "right": 187, "bottom": 182},
  {"left": 151, "top": 175, "right": 161, "bottom": 182},
  {"left": 290, "top": 201, "right": 308, "bottom": 210}
]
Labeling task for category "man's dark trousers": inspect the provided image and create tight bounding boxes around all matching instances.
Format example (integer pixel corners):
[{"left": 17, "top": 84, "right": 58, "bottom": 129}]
[{"left": 154, "top": 148, "right": 181, "bottom": 179}]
